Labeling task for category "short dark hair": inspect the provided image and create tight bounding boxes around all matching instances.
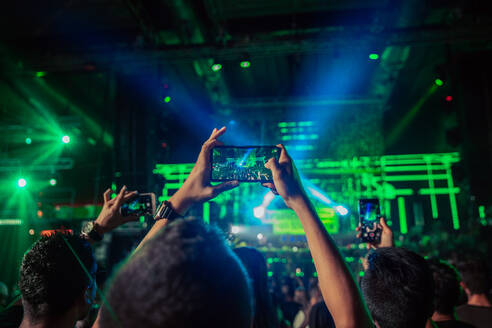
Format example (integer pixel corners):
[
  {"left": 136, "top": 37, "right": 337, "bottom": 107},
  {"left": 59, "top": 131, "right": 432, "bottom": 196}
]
[
  {"left": 456, "top": 259, "right": 489, "bottom": 295},
  {"left": 234, "top": 247, "right": 277, "bottom": 328},
  {"left": 360, "top": 247, "right": 434, "bottom": 328},
  {"left": 19, "top": 233, "right": 95, "bottom": 320},
  {"left": 99, "top": 218, "right": 252, "bottom": 328},
  {"left": 428, "top": 259, "right": 461, "bottom": 315}
]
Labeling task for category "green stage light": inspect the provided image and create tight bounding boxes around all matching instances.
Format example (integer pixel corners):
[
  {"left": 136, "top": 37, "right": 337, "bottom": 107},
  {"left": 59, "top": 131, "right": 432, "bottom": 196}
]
[
  {"left": 17, "top": 178, "right": 27, "bottom": 188},
  {"left": 240, "top": 61, "right": 250, "bottom": 68},
  {"left": 25, "top": 137, "right": 32, "bottom": 144},
  {"left": 435, "top": 78, "right": 444, "bottom": 86},
  {"left": 211, "top": 63, "right": 222, "bottom": 72},
  {"left": 61, "top": 135, "right": 70, "bottom": 144},
  {"left": 164, "top": 96, "right": 171, "bottom": 103},
  {"left": 49, "top": 179, "right": 57, "bottom": 186},
  {"left": 369, "top": 53, "right": 379, "bottom": 60},
  {"left": 36, "top": 71, "right": 46, "bottom": 78}
]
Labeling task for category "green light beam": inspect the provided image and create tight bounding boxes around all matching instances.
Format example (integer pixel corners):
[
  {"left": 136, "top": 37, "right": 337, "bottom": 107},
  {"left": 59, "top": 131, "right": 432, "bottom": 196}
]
[{"left": 398, "top": 197, "right": 408, "bottom": 234}]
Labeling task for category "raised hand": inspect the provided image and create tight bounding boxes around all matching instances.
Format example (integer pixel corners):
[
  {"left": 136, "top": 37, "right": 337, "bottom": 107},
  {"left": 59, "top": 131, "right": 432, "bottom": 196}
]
[
  {"left": 170, "top": 127, "right": 240, "bottom": 214},
  {"left": 356, "top": 217, "right": 394, "bottom": 249},
  {"left": 95, "top": 186, "right": 139, "bottom": 234},
  {"left": 262, "top": 144, "right": 307, "bottom": 209}
]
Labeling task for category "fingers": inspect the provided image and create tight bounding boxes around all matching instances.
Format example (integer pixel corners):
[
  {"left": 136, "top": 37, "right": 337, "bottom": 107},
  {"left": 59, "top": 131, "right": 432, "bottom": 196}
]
[
  {"left": 208, "top": 126, "right": 226, "bottom": 141},
  {"left": 103, "top": 188, "right": 111, "bottom": 203},
  {"left": 276, "top": 144, "right": 290, "bottom": 163},
  {"left": 211, "top": 180, "right": 240, "bottom": 196},
  {"left": 264, "top": 157, "right": 280, "bottom": 172},
  {"left": 122, "top": 191, "right": 138, "bottom": 202},
  {"left": 114, "top": 185, "right": 127, "bottom": 208}
]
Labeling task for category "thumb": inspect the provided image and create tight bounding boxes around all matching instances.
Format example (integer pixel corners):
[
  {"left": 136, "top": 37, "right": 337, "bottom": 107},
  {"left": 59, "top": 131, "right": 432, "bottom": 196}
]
[
  {"left": 265, "top": 157, "right": 280, "bottom": 173},
  {"left": 380, "top": 217, "right": 391, "bottom": 231},
  {"left": 211, "top": 180, "right": 240, "bottom": 196}
]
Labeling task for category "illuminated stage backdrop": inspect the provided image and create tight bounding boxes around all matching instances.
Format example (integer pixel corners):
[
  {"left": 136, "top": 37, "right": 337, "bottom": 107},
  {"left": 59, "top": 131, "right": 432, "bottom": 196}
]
[{"left": 154, "top": 152, "right": 460, "bottom": 235}]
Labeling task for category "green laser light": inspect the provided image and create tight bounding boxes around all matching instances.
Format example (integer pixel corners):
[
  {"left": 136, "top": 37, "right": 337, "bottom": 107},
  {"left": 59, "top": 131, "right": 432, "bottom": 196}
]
[
  {"left": 17, "top": 178, "right": 27, "bottom": 188},
  {"left": 62, "top": 135, "right": 70, "bottom": 144},
  {"left": 435, "top": 78, "right": 444, "bottom": 86},
  {"left": 164, "top": 96, "right": 171, "bottom": 103},
  {"left": 36, "top": 71, "right": 46, "bottom": 78},
  {"left": 211, "top": 63, "right": 222, "bottom": 72},
  {"left": 49, "top": 179, "right": 57, "bottom": 186},
  {"left": 240, "top": 61, "right": 251, "bottom": 68},
  {"left": 369, "top": 53, "right": 379, "bottom": 60},
  {"left": 25, "top": 137, "right": 32, "bottom": 144}
]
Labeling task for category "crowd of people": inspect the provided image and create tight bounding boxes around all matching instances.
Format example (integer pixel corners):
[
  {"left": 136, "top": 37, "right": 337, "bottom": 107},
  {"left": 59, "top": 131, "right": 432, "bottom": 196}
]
[{"left": 0, "top": 127, "right": 491, "bottom": 328}]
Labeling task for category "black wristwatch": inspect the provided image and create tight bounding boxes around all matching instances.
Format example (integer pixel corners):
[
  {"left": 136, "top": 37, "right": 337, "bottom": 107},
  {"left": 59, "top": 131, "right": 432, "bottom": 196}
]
[
  {"left": 81, "top": 221, "right": 103, "bottom": 242},
  {"left": 154, "top": 201, "right": 183, "bottom": 221}
]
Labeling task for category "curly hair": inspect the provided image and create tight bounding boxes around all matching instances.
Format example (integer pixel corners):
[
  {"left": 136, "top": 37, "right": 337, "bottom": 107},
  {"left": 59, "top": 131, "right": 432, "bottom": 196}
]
[
  {"left": 19, "top": 233, "right": 95, "bottom": 320},
  {"left": 99, "top": 218, "right": 252, "bottom": 328}
]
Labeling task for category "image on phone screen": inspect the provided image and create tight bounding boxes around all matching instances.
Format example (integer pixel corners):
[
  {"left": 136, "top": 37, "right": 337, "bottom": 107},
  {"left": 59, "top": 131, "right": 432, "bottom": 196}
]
[
  {"left": 358, "top": 199, "right": 381, "bottom": 243},
  {"left": 120, "top": 193, "right": 156, "bottom": 216},
  {"left": 211, "top": 146, "right": 280, "bottom": 182}
]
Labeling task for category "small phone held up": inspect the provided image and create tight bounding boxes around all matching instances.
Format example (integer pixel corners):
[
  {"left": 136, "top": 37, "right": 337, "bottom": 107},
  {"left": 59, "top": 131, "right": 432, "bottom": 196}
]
[
  {"left": 358, "top": 199, "right": 382, "bottom": 243},
  {"left": 211, "top": 146, "right": 280, "bottom": 182},
  {"left": 120, "top": 193, "right": 156, "bottom": 217}
]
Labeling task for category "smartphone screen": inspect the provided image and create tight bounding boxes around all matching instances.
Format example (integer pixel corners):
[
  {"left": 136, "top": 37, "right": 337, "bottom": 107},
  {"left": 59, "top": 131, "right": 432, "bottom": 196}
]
[
  {"left": 120, "top": 193, "right": 156, "bottom": 216},
  {"left": 358, "top": 199, "right": 381, "bottom": 243},
  {"left": 211, "top": 146, "right": 280, "bottom": 182}
]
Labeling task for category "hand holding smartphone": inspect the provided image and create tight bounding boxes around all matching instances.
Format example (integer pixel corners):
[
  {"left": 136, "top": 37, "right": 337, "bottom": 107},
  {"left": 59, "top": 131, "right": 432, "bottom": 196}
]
[{"left": 120, "top": 193, "right": 156, "bottom": 216}]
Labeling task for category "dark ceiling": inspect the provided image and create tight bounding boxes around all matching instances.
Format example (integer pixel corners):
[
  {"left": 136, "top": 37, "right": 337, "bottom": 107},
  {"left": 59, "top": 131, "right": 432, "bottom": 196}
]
[{"left": 1, "top": 0, "right": 492, "bottom": 202}]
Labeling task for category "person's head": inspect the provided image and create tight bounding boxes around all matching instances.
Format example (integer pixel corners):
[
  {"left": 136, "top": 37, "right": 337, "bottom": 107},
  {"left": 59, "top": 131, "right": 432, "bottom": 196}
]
[
  {"left": 308, "top": 280, "right": 322, "bottom": 305},
  {"left": 428, "top": 259, "right": 461, "bottom": 315},
  {"left": 280, "top": 277, "right": 296, "bottom": 301},
  {"left": 99, "top": 218, "right": 252, "bottom": 328},
  {"left": 360, "top": 247, "right": 434, "bottom": 328},
  {"left": 234, "top": 247, "right": 277, "bottom": 328},
  {"left": 294, "top": 287, "right": 308, "bottom": 306},
  {"left": 19, "top": 233, "right": 96, "bottom": 323},
  {"left": 456, "top": 259, "right": 489, "bottom": 297},
  {"left": 308, "top": 302, "right": 335, "bottom": 328}
]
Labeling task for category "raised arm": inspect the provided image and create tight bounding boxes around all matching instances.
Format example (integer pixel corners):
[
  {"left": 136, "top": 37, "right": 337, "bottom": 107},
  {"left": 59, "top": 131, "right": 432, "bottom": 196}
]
[
  {"left": 263, "top": 145, "right": 373, "bottom": 328},
  {"left": 136, "top": 127, "right": 239, "bottom": 250}
]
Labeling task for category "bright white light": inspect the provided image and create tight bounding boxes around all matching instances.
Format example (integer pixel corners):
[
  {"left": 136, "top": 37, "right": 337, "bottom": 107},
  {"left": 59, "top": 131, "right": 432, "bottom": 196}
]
[
  {"left": 257, "top": 233, "right": 264, "bottom": 240},
  {"left": 292, "top": 246, "right": 299, "bottom": 252},
  {"left": 335, "top": 205, "right": 349, "bottom": 216},
  {"left": 307, "top": 187, "right": 332, "bottom": 204},
  {"left": 231, "top": 226, "right": 240, "bottom": 234},
  {"left": 253, "top": 206, "right": 266, "bottom": 219}
]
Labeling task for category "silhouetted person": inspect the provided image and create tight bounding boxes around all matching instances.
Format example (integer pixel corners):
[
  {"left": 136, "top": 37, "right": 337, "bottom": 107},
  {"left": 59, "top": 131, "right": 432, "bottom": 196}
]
[
  {"left": 235, "top": 247, "right": 278, "bottom": 328},
  {"left": 427, "top": 259, "right": 474, "bottom": 328},
  {"left": 97, "top": 219, "right": 252, "bottom": 328},
  {"left": 455, "top": 259, "right": 492, "bottom": 328},
  {"left": 360, "top": 247, "right": 434, "bottom": 328},
  {"left": 308, "top": 301, "right": 335, "bottom": 328},
  {"left": 18, "top": 233, "right": 97, "bottom": 328}
]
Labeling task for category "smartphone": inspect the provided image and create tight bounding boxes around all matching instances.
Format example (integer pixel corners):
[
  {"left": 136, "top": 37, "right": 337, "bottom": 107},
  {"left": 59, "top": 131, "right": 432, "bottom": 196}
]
[
  {"left": 211, "top": 146, "right": 280, "bottom": 182},
  {"left": 120, "top": 193, "right": 156, "bottom": 217},
  {"left": 358, "top": 199, "right": 382, "bottom": 243}
]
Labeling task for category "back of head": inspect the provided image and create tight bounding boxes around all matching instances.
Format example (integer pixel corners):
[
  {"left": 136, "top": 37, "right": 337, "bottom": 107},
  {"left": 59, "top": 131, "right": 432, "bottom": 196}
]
[
  {"left": 308, "top": 302, "right": 335, "bottom": 328},
  {"left": 100, "top": 218, "right": 252, "bottom": 328},
  {"left": 19, "top": 233, "right": 95, "bottom": 321},
  {"left": 234, "top": 247, "right": 277, "bottom": 328},
  {"left": 428, "top": 259, "right": 461, "bottom": 315},
  {"left": 360, "top": 247, "right": 434, "bottom": 328},
  {"left": 456, "top": 259, "right": 489, "bottom": 295}
]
